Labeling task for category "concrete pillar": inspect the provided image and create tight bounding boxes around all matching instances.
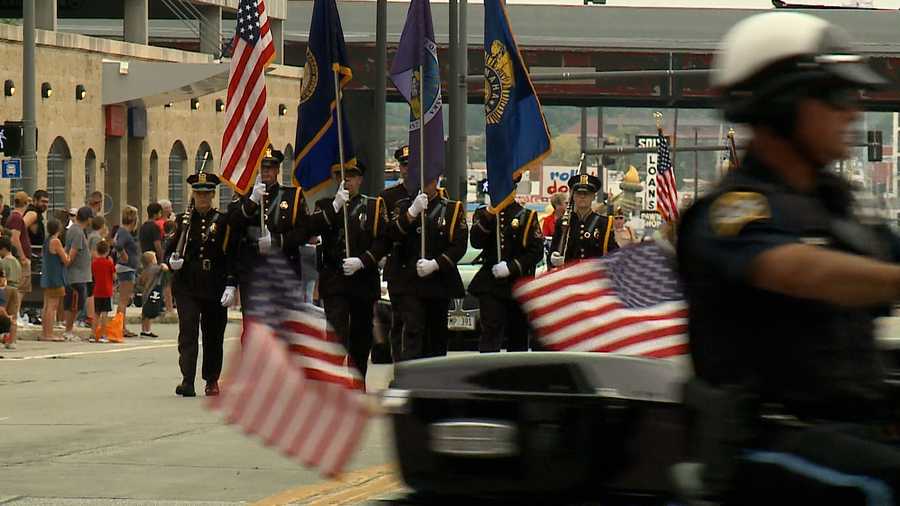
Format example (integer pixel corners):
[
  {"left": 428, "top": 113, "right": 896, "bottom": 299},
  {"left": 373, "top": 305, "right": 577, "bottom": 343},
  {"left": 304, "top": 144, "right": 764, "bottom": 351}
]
[
  {"left": 198, "top": 5, "right": 222, "bottom": 57},
  {"left": 104, "top": 137, "right": 127, "bottom": 225},
  {"left": 35, "top": 0, "right": 57, "bottom": 31},
  {"left": 127, "top": 137, "right": 146, "bottom": 217},
  {"left": 124, "top": 0, "right": 149, "bottom": 46},
  {"left": 270, "top": 18, "right": 284, "bottom": 65}
]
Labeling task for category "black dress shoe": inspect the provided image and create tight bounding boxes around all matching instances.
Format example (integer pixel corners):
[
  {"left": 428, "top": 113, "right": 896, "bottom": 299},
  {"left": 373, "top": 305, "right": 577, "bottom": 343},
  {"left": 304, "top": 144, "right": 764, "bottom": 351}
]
[
  {"left": 175, "top": 382, "right": 196, "bottom": 397},
  {"left": 205, "top": 381, "right": 220, "bottom": 396}
]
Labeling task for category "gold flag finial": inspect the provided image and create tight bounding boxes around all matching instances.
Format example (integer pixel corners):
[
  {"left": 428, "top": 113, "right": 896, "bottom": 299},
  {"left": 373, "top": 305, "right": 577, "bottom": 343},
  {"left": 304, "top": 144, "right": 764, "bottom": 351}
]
[
  {"left": 654, "top": 111, "right": 663, "bottom": 130},
  {"left": 727, "top": 128, "right": 736, "bottom": 139}
]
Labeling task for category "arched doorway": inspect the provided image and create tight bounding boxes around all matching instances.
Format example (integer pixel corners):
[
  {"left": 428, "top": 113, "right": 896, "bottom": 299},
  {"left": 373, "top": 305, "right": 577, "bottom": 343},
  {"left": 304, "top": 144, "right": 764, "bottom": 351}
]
[
  {"left": 282, "top": 144, "right": 294, "bottom": 186},
  {"left": 168, "top": 141, "right": 188, "bottom": 213},
  {"left": 84, "top": 148, "right": 97, "bottom": 199},
  {"left": 149, "top": 150, "right": 159, "bottom": 204},
  {"left": 47, "top": 136, "right": 71, "bottom": 211}
]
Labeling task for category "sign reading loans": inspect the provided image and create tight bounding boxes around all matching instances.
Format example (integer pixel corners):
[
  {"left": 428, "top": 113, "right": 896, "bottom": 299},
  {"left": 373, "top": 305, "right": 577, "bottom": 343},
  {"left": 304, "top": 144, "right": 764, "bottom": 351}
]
[{"left": 635, "top": 135, "right": 658, "bottom": 212}]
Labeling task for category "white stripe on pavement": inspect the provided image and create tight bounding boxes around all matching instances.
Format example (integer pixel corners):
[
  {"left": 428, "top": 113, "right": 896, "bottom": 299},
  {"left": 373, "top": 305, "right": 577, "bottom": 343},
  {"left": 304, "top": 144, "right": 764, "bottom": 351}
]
[{"left": 6, "top": 337, "right": 238, "bottom": 361}]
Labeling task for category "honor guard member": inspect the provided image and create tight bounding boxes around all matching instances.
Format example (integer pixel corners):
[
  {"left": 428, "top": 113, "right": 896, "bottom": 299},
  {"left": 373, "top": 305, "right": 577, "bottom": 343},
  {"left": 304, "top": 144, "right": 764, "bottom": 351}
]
[
  {"left": 468, "top": 196, "right": 543, "bottom": 352},
  {"left": 386, "top": 180, "right": 468, "bottom": 360},
  {"left": 166, "top": 172, "right": 238, "bottom": 398},
  {"left": 307, "top": 162, "right": 388, "bottom": 379},
  {"left": 234, "top": 147, "right": 308, "bottom": 312},
  {"left": 375, "top": 145, "right": 412, "bottom": 362},
  {"left": 678, "top": 13, "right": 900, "bottom": 497},
  {"left": 548, "top": 174, "right": 618, "bottom": 267}
]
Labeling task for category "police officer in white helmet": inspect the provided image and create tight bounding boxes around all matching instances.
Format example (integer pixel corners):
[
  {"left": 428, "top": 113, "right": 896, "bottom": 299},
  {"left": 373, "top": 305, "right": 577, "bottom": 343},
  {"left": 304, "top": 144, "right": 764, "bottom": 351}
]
[{"left": 677, "top": 12, "right": 900, "bottom": 499}]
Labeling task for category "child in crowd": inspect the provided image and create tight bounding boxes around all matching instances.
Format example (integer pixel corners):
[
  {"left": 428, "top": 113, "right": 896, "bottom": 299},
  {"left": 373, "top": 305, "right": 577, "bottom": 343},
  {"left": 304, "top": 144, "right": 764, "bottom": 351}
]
[
  {"left": 0, "top": 237, "right": 21, "bottom": 349},
  {"left": 91, "top": 240, "right": 115, "bottom": 343},
  {"left": 137, "top": 251, "right": 166, "bottom": 338},
  {"left": 40, "top": 219, "right": 68, "bottom": 342},
  {"left": 84, "top": 215, "right": 107, "bottom": 328}
]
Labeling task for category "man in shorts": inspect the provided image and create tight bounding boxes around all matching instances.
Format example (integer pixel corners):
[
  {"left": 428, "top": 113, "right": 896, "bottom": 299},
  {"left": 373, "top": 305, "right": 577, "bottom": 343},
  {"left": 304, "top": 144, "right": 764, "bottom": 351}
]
[{"left": 63, "top": 207, "right": 93, "bottom": 340}]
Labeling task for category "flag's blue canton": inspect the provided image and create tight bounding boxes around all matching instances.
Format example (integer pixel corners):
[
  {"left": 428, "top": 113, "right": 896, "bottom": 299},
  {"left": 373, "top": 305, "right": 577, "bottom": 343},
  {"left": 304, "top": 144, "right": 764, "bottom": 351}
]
[
  {"left": 237, "top": 0, "right": 262, "bottom": 44},
  {"left": 603, "top": 243, "right": 683, "bottom": 309},
  {"left": 657, "top": 131, "right": 672, "bottom": 176},
  {"left": 245, "top": 253, "right": 310, "bottom": 328}
]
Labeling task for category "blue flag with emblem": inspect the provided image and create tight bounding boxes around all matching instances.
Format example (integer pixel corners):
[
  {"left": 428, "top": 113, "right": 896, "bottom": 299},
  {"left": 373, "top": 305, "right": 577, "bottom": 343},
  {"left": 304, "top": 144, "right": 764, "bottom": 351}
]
[
  {"left": 389, "top": 0, "right": 445, "bottom": 194},
  {"left": 483, "top": 0, "right": 551, "bottom": 213},
  {"left": 294, "top": 0, "right": 356, "bottom": 194}
]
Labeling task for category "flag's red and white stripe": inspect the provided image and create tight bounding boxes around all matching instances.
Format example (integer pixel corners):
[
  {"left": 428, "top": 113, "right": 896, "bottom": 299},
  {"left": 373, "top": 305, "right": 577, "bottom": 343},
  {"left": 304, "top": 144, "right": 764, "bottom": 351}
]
[
  {"left": 657, "top": 171, "right": 679, "bottom": 223},
  {"left": 514, "top": 260, "right": 688, "bottom": 359},
  {"left": 283, "top": 309, "right": 365, "bottom": 390},
  {"left": 220, "top": 0, "right": 276, "bottom": 195},
  {"left": 209, "top": 320, "right": 369, "bottom": 477}
]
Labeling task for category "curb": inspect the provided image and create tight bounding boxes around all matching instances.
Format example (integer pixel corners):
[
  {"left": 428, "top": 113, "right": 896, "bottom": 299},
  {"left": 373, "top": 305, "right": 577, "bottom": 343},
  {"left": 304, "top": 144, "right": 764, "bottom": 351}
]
[{"left": 15, "top": 313, "right": 243, "bottom": 341}]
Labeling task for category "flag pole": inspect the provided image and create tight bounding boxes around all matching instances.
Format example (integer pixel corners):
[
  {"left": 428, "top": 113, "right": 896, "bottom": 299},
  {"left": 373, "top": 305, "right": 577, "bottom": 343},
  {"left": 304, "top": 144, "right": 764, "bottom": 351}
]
[
  {"left": 333, "top": 68, "right": 351, "bottom": 258},
  {"left": 495, "top": 198, "right": 501, "bottom": 264},
  {"left": 418, "top": 64, "right": 426, "bottom": 259}
]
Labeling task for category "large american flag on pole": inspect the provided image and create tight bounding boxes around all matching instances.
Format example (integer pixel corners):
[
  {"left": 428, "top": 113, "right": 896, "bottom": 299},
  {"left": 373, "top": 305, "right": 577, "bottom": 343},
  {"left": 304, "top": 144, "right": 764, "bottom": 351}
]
[
  {"left": 220, "top": 0, "right": 276, "bottom": 195},
  {"left": 208, "top": 254, "right": 368, "bottom": 477},
  {"left": 656, "top": 129, "right": 680, "bottom": 223},
  {"left": 513, "top": 242, "right": 688, "bottom": 358}
]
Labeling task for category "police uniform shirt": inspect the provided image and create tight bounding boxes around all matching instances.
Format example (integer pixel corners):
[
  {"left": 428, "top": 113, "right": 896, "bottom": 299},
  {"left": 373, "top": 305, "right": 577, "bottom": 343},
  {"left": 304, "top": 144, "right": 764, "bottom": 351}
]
[
  {"left": 468, "top": 203, "right": 543, "bottom": 298},
  {"left": 550, "top": 210, "right": 618, "bottom": 262},
  {"left": 677, "top": 153, "right": 892, "bottom": 421},
  {"left": 166, "top": 208, "right": 237, "bottom": 300}
]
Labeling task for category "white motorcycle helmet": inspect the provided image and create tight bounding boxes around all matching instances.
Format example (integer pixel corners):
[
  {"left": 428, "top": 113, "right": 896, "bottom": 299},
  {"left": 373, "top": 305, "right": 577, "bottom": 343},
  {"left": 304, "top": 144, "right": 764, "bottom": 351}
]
[{"left": 712, "top": 12, "right": 887, "bottom": 126}]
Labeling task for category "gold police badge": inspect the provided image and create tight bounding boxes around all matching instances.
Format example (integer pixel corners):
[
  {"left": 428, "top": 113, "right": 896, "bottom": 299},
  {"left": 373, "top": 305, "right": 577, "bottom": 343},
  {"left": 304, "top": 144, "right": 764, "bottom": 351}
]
[
  {"left": 299, "top": 47, "right": 318, "bottom": 105},
  {"left": 709, "top": 191, "right": 771, "bottom": 236},
  {"left": 484, "top": 40, "right": 514, "bottom": 125}
]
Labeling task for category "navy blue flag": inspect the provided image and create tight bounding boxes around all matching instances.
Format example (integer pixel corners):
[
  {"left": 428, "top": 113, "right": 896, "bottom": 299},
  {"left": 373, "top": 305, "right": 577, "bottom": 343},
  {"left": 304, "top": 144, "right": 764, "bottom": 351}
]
[
  {"left": 389, "top": 0, "right": 445, "bottom": 194},
  {"left": 483, "top": 0, "right": 551, "bottom": 213},
  {"left": 294, "top": 0, "right": 356, "bottom": 195}
]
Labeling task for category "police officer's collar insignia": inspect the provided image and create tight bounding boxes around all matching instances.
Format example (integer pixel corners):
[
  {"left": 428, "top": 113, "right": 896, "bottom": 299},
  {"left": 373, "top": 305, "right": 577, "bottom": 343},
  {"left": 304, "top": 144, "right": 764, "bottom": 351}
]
[
  {"left": 280, "top": 200, "right": 289, "bottom": 209},
  {"left": 485, "top": 40, "right": 514, "bottom": 125},
  {"left": 710, "top": 191, "right": 771, "bottom": 236}
]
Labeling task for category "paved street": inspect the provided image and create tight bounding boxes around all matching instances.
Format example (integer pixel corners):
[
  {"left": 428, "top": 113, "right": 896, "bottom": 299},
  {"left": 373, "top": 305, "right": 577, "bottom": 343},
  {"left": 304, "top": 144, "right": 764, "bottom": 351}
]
[{"left": 0, "top": 323, "right": 401, "bottom": 505}]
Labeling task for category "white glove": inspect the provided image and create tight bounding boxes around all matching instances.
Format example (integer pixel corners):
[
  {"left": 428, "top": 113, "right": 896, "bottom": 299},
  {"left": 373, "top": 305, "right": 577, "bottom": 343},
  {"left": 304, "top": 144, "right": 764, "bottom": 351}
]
[
  {"left": 550, "top": 252, "right": 564, "bottom": 267},
  {"left": 492, "top": 261, "right": 511, "bottom": 279},
  {"left": 342, "top": 257, "right": 364, "bottom": 276},
  {"left": 258, "top": 233, "right": 273, "bottom": 253},
  {"left": 169, "top": 256, "right": 184, "bottom": 271},
  {"left": 332, "top": 183, "right": 349, "bottom": 213},
  {"left": 416, "top": 258, "right": 439, "bottom": 278},
  {"left": 220, "top": 286, "right": 236, "bottom": 307},
  {"left": 408, "top": 192, "right": 429, "bottom": 218},
  {"left": 249, "top": 179, "right": 266, "bottom": 205}
]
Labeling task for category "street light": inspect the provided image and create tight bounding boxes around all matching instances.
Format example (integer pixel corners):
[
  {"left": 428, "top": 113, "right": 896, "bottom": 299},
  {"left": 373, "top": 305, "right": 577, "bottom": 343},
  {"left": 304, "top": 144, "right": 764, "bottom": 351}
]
[
  {"left": 3, "top": 80, "right": 13, "bottom": 97},
  {"left": 41, "top": 82, "right": 52, "bottom": 99},
  {"left": 75, "top": 84, "right": 87, "bottom": 101}
]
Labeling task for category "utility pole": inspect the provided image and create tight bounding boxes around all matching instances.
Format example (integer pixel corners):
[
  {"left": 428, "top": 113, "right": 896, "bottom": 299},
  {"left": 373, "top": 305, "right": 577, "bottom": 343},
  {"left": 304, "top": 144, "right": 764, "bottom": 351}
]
[{"left": 23, "top": 0, "right": 37, "bottom": 194}]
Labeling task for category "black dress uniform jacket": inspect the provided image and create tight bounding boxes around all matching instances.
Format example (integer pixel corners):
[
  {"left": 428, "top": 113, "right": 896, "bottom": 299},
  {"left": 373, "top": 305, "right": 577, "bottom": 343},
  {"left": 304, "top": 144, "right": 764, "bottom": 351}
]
[
  {"left": 233, "top": 182, "right": 308, "bottom": 274},
  {"left": 307, "top": 194, "right": 388, "bottom": 300},
  {"left": 165, "top": 207, "right": 238, "bottom": 299},
  {"left": 678, "top": 154, "right": 894, "bottom": 422},
  {"left": 385, "top": 195, "right": 468, "bottom": 299},
  {"left": 549, "top": 210, "right": 619, "bottom": 263},
  {"left": 468, "top": 203, "right": 543, "bottom": 298}
]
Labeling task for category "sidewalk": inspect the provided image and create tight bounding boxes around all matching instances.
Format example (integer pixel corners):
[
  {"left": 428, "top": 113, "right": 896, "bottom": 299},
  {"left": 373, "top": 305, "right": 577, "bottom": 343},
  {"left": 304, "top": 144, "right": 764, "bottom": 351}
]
[{"left": 13, "top": 306, "right": 243, "bottom": 341}]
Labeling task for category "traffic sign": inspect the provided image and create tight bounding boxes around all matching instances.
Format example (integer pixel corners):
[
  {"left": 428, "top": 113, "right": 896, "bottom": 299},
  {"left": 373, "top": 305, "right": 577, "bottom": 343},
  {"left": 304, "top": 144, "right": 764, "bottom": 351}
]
[{"left": 2, "top": 158, "right": 22, "bottom": 179}]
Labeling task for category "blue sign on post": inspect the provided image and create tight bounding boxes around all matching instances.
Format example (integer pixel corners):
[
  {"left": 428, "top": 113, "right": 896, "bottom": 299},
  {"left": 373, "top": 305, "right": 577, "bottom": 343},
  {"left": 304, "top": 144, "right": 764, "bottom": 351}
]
[{"left": 2, "top": 158, "right": 22, "bottom": 179}]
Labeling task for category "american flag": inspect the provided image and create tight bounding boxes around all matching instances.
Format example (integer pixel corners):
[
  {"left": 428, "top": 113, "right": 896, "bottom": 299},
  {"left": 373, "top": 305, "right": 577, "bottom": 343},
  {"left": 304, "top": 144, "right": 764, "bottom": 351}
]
[
  {"left": 655, "top": 129, "right": 680, "bottom": 222},
  {"left": 513, "top": 242, "right": 688, "bottom": 358},
  {"left": 208, "top": 254, "right": 368, "bottom": 477},
  {"left": 220, "top": 0, "right": 276, "bottom": 195}
]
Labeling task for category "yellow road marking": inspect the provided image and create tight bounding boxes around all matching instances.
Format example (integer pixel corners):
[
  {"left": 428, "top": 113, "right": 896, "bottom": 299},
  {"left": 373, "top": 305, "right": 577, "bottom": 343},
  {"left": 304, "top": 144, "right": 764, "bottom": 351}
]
[{"left": 253, "top": 463, "right": 403, "bottom": 506}]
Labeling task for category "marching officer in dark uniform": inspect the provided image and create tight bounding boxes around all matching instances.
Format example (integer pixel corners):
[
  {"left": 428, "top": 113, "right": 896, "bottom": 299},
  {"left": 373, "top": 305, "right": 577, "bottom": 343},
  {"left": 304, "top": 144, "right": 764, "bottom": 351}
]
[
  {"left": 386, "top": 180, "right": 468, "bottom": 360},
  {"left": 307, "top": 162, "right": 388, "bottom": 379},
  {"left": 469, "top": 198, "right": 543, "bottom": 352},
  {"left": 678, "top": 12, "right": 900, "bottom": 497},
  {"left": 376, "top": 146, "right": 412, "bottom": 362},
  {"left": 548, "top": 174, "right": 618, "bottom": 267},
  {"left": 166, "top": 172, "right": 238, "bottom": 398},
  {"left": 232, "top": 147, "right": 308, "bottom": 314}
]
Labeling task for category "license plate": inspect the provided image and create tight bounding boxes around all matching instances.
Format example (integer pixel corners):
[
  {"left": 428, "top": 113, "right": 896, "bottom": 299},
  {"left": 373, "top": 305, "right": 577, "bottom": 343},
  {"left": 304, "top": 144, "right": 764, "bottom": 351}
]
[
  {"left": 430, "top": 420, "right": 518, "bottom": 458},
  {"left": 447, "top": 314, "right": 475, "bottom": 331}
]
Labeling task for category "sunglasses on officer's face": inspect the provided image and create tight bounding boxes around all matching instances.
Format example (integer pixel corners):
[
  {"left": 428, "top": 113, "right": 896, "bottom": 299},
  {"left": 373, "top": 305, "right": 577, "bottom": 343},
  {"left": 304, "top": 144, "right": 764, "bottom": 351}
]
[{"left": 614, "top": 216, "right": 625, "bottom": 220}]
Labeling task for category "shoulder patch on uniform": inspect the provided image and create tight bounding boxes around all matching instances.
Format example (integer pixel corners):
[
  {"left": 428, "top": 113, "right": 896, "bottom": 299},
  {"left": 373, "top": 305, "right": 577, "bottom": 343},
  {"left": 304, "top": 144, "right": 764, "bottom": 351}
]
[{"left": 709, "top": 191, "right": 771, "bottom": 236}]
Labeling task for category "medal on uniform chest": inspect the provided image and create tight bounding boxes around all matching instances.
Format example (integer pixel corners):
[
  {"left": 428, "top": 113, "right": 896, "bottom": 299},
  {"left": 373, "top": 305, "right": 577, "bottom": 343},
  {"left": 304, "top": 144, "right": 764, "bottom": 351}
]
[
  {"left": 583, "top": 232, "right": 591, "bottom": 239},
  {"left": 359, "top": 212, "right": 367, "bottom": 225},
  {"left": 511, "top": 218, "right": 519, "bottom": 229},
  {"left": 280, "top": 201, "right": 289, "bottom": 210},
  {"left": 438, "top": 216, "right": 446, "bottom": 228},
  {"left": 594, "top": 229, "right": 601, "bottom": 239}
]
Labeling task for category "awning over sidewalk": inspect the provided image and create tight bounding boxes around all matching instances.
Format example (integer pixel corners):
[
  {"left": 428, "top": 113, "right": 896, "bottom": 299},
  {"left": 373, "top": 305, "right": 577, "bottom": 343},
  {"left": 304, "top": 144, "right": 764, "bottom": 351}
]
[{"left": 101, "top": 60, "right": 230, "bottom": 107}]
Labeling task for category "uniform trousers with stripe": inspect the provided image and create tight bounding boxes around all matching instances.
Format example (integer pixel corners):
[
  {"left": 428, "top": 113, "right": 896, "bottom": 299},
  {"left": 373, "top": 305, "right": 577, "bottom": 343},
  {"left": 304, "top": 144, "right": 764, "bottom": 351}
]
[
  {"left": 478, "top": 294, "right": 530, "bottom": 353},
  {"left": 175, "top": 290, "right": 227, "bottom": 385},
  {"left": 395, "top": 295, "right": 448, "bottom": 361},
  {"left": 322, "top": 295, "right": 374, "bottom": 379}
]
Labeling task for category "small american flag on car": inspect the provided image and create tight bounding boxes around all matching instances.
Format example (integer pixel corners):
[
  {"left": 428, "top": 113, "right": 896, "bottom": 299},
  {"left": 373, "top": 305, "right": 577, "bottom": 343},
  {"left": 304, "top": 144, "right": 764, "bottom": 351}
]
[
  {"left": 514, "top": 242, "right": 688, "bottom": 358},
  {"left": 208, "top": 253, "right": 368, "bottom": 477}
]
